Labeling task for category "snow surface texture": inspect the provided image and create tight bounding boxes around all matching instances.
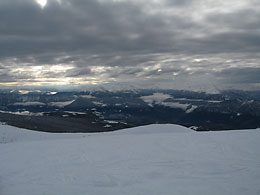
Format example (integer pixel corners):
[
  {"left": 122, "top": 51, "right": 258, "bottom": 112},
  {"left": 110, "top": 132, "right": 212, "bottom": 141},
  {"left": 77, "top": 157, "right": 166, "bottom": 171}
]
[{"left": 1, "top": 124, "right": 260, "bottom": 195}]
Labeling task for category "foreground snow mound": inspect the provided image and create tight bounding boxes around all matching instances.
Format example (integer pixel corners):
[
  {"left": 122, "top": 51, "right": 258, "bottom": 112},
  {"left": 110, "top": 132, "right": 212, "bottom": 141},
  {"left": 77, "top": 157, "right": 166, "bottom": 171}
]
[
  {"left": 113, "top": 124, "right": 193, "bottom": 135},
  {"left": 1, "top": 124, "right": 260, "bottom": 195},
  {"left": 0, "top": 124, "right": 192, "bottom": 143},
  {"left": 0, "top": 124, "right": 85, "bottom": 144}
]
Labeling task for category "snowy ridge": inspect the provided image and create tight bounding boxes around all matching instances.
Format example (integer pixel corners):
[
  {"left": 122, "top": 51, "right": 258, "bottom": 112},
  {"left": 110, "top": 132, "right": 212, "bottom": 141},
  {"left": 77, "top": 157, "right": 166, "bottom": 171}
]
[
  {"left": 0, "top": 124, "right": 192, "bottom": 144},
  {"left": 0, "top": 124, "right": 84, "bottom": 144},
  {"left": 113, "top": 124, "right": 193, "bottom": 135},
  {"left": 1, "top": 124, "right": 260, "bottom": 195}
]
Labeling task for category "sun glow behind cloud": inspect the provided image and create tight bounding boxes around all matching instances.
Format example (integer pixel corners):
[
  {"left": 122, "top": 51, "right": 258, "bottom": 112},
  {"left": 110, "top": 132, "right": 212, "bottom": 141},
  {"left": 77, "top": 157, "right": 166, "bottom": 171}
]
[
  {"left": 1, "top": 64, "right": 113, "bottom": 87},
  {"left": 35, "top": 0, "right": 47, "bottom": 8}
]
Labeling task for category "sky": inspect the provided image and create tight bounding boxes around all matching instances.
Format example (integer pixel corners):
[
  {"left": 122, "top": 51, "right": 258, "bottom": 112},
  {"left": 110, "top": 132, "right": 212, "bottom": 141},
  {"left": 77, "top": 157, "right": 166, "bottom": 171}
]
[{"left": 0, "top": 0, "right": 260, "bottom": 92}]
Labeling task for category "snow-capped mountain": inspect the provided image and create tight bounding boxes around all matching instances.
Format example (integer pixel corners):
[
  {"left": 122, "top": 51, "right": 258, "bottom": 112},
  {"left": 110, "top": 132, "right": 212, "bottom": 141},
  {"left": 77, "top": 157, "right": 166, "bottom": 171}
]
[{"left": 0, "top": 89, "right": 260, "bottom": 132}]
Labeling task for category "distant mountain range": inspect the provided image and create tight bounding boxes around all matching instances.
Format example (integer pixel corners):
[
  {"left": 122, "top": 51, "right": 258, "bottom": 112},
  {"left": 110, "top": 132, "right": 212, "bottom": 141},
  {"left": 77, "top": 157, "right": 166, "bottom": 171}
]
[{"left": 0, "top": 89, "right": 259, "bottom": 132}]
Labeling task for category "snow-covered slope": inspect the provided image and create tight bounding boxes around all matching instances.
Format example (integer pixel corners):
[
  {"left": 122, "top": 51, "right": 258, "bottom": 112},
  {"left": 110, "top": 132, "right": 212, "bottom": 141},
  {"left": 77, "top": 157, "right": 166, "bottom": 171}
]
[
  {"left": 0, "top": 123, "right": 89, "bottom": 144},
  {"left": 0, "top": 124, "right": 260, "bottom": 195}
]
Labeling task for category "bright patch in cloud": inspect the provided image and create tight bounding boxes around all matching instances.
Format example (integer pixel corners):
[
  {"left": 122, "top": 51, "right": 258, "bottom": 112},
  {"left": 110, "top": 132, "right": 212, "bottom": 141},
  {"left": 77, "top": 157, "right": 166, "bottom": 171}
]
[{"left": 35, "top": 0, "right": 47, "bottom": 8}]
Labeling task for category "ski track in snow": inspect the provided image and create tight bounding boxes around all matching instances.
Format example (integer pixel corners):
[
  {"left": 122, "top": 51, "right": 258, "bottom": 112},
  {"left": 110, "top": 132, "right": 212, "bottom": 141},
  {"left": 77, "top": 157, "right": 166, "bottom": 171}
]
[{"left": 0, "top": 124, "right": 260, "bottom": 195}]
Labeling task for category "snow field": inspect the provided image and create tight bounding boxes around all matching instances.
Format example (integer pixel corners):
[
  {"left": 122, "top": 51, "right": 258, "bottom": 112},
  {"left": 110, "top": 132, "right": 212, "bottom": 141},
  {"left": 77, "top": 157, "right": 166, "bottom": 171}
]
[{"left": 1, "top": 124, "right": 260, "bottom": 195}]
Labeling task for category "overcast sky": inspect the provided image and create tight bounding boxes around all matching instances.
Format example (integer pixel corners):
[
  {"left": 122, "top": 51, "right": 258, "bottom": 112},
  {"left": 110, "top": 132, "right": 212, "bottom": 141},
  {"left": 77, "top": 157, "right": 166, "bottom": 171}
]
[{"left": 0, "top": 0, "right": 260, "bottom": 92}]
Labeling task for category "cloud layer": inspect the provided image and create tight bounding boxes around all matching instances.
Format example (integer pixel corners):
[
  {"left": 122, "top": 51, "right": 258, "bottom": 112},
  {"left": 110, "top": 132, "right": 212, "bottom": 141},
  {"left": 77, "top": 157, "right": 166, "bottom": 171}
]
[{"left": 0, "top": 0, "right": 260, "bottom": 91}]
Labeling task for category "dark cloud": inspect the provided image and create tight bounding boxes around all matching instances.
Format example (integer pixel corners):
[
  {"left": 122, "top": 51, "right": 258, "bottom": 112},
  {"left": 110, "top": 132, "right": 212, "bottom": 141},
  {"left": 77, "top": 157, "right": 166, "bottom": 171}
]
[
  {"left": 0, "top": 0, "right": 259, "bottom": 91},
  {"left": 65, "top": 67, "right": 92, "bottom": 77},
  {"left": 206, "top": 8, "right": 260, "bottom": 30},
  {"left": 2, "top": 0, "right": 257, "bottom": 59},
  {"left": 0, "top": 0, "right": 172, "bottom": 58},
  {"left": 165, "top": 0, "right": 196, "bottom": 7},
  {"left": 215, "top": 67, "right": 260, "bottom": 84},
  {"left": 0, "top": 73, "right": 16, "bottom": 83}
]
